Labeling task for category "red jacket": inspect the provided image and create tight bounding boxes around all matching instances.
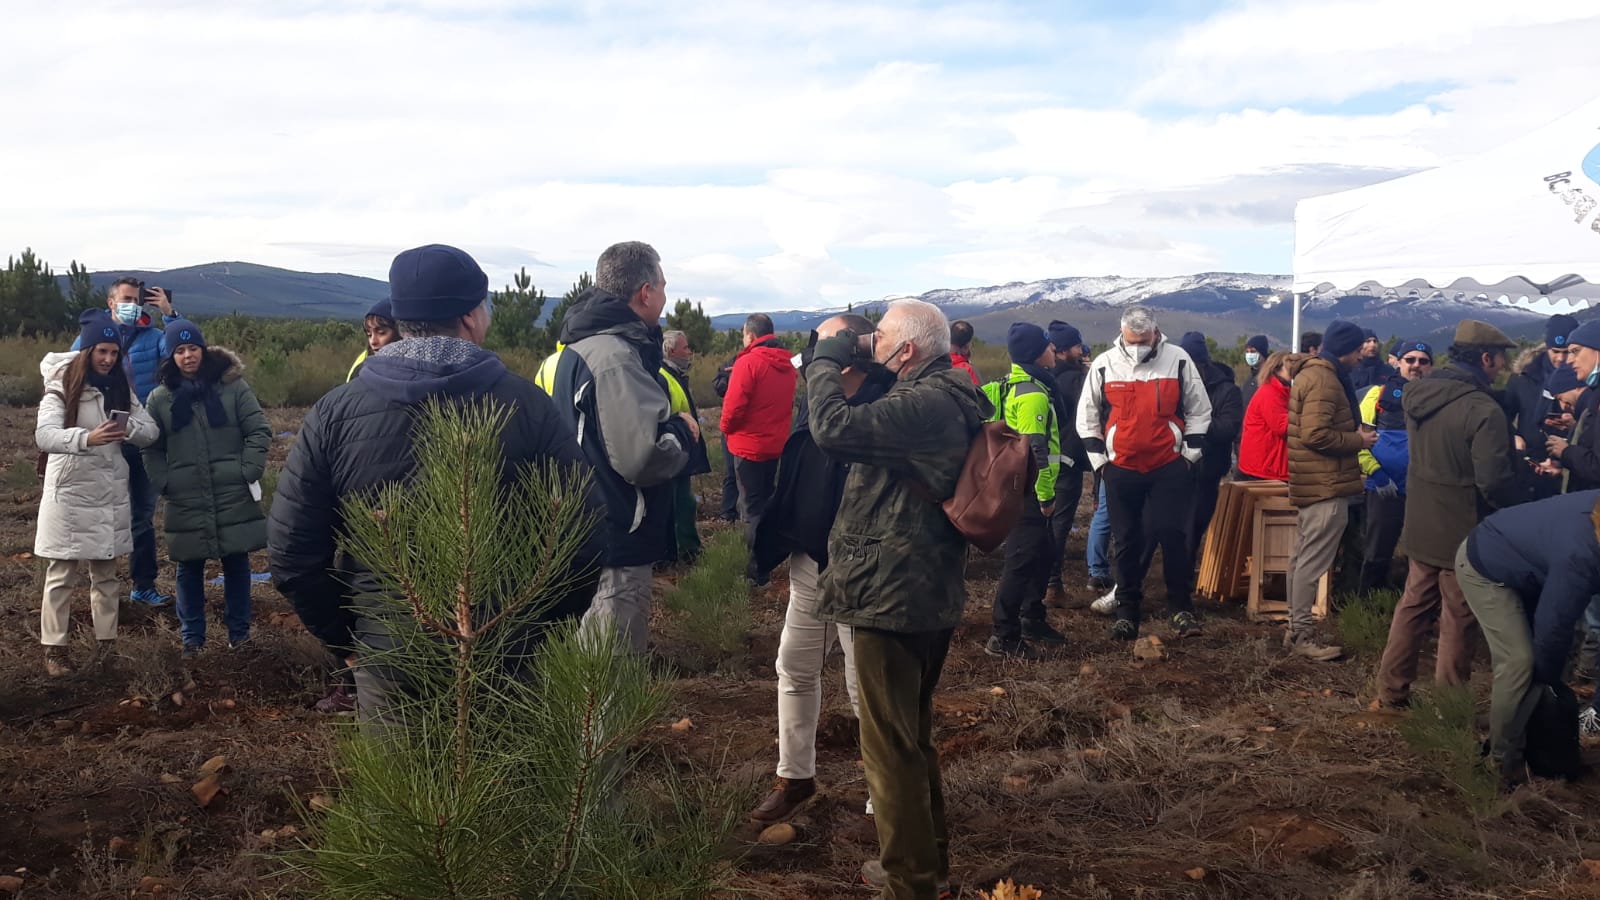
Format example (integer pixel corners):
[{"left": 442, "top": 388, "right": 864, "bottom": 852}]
[
  {"left": 951, "top": 352, "right": 979, "bottom": 386},
  {"left": 720, "top": 337, "right": 797, "bottom": 461},
  {"left": 1239, "top": 375, "right": 1290, "bottom": 481}
]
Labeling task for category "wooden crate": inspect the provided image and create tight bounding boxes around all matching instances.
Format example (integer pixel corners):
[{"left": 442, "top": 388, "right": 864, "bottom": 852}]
[{"left": 1246, "top": 494, "right": 1331, "bottom": 622}]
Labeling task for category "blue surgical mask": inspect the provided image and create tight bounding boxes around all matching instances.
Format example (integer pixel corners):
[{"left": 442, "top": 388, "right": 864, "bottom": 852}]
[
  {"left": 1244, "top": 351, "right": 1261, "bottom": 367},
  {"left": 113, "top": 303, "right": 142, "bottom": 325}
]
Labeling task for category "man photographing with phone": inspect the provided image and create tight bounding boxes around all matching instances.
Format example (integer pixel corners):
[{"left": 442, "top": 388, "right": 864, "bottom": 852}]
[{"left": 69, "top": 276, "right": 184, "bottom": 607}]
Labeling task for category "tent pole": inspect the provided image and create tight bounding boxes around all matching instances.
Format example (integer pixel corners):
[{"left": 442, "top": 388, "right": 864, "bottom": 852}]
[{"left": 1291, "top": 291, "right": 1301, "bottom": 353}]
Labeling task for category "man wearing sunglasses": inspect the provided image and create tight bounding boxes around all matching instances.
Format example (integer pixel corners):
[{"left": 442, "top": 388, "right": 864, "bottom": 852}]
[{"left": 1356, "top": 339, "right": 1433, "bottom": 595}]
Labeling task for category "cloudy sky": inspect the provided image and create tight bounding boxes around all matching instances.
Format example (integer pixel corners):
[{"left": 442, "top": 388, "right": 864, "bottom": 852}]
[{"left": 5, "top": 0, "right": 1599, "bottom": 313}]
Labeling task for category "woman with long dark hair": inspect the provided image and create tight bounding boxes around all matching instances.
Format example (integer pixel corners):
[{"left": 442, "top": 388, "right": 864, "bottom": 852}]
[
  {"left": 35, "top": 314, "right": 159, "bottom": 675},
  {"left": 143, "top": 321, "right": 272, "bottom": 658}
]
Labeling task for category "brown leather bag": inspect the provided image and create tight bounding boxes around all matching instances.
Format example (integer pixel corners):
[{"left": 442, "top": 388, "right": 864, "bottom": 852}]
[{"left": 909, "top": 420, "right": 1038, "bottom": 553}]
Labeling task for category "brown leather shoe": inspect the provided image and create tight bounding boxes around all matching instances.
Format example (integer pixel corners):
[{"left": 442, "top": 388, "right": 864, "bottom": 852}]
[
  {"left": 749, "top": 777, "right": 816, "bottom": 824},
  {"left": 1044, "top": 584, "right": 1068, "bottom": 608}
]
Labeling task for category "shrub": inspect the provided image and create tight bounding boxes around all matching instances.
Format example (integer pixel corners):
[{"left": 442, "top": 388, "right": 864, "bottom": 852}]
[
  {"left": 0, "top": 374, "right": 37, "bottom": 406},
  {"left": 291, "top": 399, "right": 736, "bottom": 898},
  {"left": 1336, "top": 589, "right": 1400, "bottom": 658},
  {"left": 497, "top": 347, "right": 547, "bottom": 384},
  {"left": 1399, "top": 685, "right": 1498, "bottom": 813},
  {"left": 660, "top": 529, "right": 751, "bottom": 671}
]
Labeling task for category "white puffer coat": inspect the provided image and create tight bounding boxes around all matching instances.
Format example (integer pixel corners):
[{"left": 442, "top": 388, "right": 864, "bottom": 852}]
[{"left": 34, "top": 351, "right": 159, "bottom": 560}]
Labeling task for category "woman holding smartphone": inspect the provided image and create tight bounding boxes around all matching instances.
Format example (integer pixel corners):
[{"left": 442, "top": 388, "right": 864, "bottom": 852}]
[
  {"left": 35, "top": 314, "right": 159, "bottom": 675},
  {"left": 144, "top": 321, "right": 272, "bottom": 658}
]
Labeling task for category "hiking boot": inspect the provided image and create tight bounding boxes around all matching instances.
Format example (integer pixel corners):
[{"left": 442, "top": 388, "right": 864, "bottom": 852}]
[
  {"left": 860, "top": 859, "right": 951, "bottom": 899},
  {"left": 315, "top": 685, "right": 357, "bottom": 716},
  {"left": 1090, "top": 588, "right": 1119, "bottom": 616},
  {"left": 1020, "top": 618, "right": 1067, "bottom": 645},
  {"left": 749, "top": 777, "right": 816, "bottom": 824},
  {"left": 1170, "top": 611, "right": 1202, "bottom": 638},
  {"left": 44, "top": 646, "right": 74, "bottom": 677},
  {"left": 1581, "top": 706, "right": 1600, "bottom": 738},
  {"left": 1109, "top": 619, "right": 1138, "bottom": 641},
  {"left": 1087, "top": 575, "right": 1114, "bottom": 592},
  {"left": 181, "top": 644, "right": 203, "bottom": 661},
  {"left": 227, "top": 636, "right": 253, "bottom": 651},
  {"left": 1284, "top": 630, "right": 1342, "bottom": 662},
  {"left": 129, "top": 588, "right": 171, "bottom": 608},
  {"left": 984, "top": 635, "right": 1038, "bottom": 660},
  {"left": 1044, "top": 584, "right": 1068, "bottom": 608}
]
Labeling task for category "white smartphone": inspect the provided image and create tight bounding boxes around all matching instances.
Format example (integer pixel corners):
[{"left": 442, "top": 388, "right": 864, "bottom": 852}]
[{"left": 109, "top": 410, "right": 129, "bottom": 430}]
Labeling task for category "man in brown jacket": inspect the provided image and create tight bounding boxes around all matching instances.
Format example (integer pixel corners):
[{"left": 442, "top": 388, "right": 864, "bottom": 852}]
[
  {"left": 1375, "top": 320, "right": 1527, "bottom": 708},
  {"left": 1286, "top": 320, "right": 1376, "bottom": 661}
]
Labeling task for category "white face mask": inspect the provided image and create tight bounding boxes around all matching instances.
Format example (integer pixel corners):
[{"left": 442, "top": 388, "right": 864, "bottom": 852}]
[
  {"left": 1245, "top": 351, "right": 1261, "bottom": 366},
  {"left": 1130, "top": 343, "right": 1153, "bottom": 363}
]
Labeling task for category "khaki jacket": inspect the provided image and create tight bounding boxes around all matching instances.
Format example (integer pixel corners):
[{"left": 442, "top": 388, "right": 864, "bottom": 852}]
[{"left": 1286, "top": 355, "right": 1365, "bottom": 508}]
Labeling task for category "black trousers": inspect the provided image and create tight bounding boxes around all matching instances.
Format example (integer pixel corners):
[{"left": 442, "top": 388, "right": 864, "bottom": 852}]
[
  {"left": 993, "top": 502, "right": 1051, "bottom": 641},
  {"left": 1045, "top": 468, "right": 1086, "bottom": 590},
  {"left": 720, "top": 442, "right": 742, "bottom": 520},
  {"left": 733, "top": 454, "right": 779, "bottom": 545},
  {"left": 1105, "top": 459, "right": 1195, "bottom": 624},
  {"left": 1359, "top": 489, "right": 1407, "bottom": 592}
]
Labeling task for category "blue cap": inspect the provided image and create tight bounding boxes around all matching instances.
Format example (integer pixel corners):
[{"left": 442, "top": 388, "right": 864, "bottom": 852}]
[
  {"left": 1047, "top": 320, "right": 1082, "bottom": 352},
  {"left": 77, "top": 310, "right": 120, "bottom": 350},
  {"left": 1246, "top": 334, "right": 1269, "bottom": 355},
  {"left": 1546, "top": 364, "right": 1585, "bottom": 396},
  {"left": 1006, "top": 322, "right": 1050, "bottom": 364},
  {"left": 1179, "top": 331, "right": 1210, "bottom": 367},
  {"left": 1394, "top": 338, "right": 1433, "bottom": 361},
  {"left": 163, "top": 319, "right": 206, "bottom": 355},
  {"left": 1569, "top": 320, "right": 1600, "bottom": 351},
  {"left": 387, "top": 244, "right": 489, "bottom": 322},
  {"left": 366, "top": 297, "right": 394, "bottom": 321}
]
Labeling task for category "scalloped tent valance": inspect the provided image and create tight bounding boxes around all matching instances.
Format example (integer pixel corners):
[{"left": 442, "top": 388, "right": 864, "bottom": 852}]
[{"left": 1292, "top": 97, "right": 1600, "bottom": 335}]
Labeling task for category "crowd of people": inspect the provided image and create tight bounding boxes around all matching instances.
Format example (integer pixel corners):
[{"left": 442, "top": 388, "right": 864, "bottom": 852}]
[{"left": 30, "top": 243, "right": 1600, "bottom": 898}]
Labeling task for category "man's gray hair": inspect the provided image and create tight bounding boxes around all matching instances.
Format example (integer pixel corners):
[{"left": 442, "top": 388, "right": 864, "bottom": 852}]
[
  {"left": 883, "top": 298, "right": 950, "bottom": 362},
  {"left": 1120, "top": 305, "right": 1157, "bottom": 335},
  {"left": 595, "top": 241, "right": 663, "bottom": 298},
  {"left": 662, "top": 329, "right": 688, "bottom": 355}
]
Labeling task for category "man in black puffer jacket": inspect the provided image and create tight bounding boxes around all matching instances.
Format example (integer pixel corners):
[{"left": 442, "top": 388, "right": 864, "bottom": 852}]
[
  {"left": 1044, "top": 320, "right": 1090, "bottom": 606},
  {"left": 268, "top": 244, "right": 604, "bottom": 721},
  {"left": 1509, "top": 314, "right": 1579, "bottom": 499}
]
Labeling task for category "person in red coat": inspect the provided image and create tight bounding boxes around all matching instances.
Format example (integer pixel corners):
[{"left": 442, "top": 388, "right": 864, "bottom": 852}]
[
  {"left": 950, "top": 319, "right": 980, "bottom": 386},
  {"left": 720, "top": 313, "right": 799, "bottom": 543},
  {"left": 1239, "top": 350, "right": 1294, "bottom": 481}
]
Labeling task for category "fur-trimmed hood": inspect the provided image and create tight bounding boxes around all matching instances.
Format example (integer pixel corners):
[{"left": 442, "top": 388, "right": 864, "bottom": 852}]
[
  {"left": 1517, "top": 344, "right": 1552, "bottom": 378},
  {"left": 158, "top": 346, "right": 245, "bottom": 390}
]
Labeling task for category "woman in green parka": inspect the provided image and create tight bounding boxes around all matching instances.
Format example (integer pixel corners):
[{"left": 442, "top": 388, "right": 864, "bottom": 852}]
[{"left": 143, "top": 320, "right": 272, "bottom": 657}]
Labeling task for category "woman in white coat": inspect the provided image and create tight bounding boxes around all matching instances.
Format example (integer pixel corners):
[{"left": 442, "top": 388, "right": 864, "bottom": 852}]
[{"left": 35, "top": 314, "right": 158, "bottom": 675}]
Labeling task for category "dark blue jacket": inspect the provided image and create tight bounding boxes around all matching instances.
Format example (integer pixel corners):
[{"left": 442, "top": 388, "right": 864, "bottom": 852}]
[
  {"left": 1467, "top": 489, "right": 1600, "bottom": 684},
  {"left": 70, "top": 309, "right": 181, "bottom": 403}
]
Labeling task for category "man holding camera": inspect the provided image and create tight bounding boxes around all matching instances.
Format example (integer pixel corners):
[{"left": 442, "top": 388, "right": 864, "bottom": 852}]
[{"left": 70, "top": 276, "right": 183, "bottom": 607}]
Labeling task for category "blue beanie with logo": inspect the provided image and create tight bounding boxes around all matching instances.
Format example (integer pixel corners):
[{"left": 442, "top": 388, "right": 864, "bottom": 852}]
[{"left": 163, "top": 320, "right": 206, "bottom": 355}]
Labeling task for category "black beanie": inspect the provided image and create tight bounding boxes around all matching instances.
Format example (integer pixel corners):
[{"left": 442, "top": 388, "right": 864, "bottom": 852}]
[
  {"left": 1007, "top": 322, "right": 1050, "bottom": 364},
  {"left": 1322, "top": 320, "right": 1364, "bottom": 357},
  {"left": 1246, "top": 334, "right": 1268, "bottom": 356},
  {"left": 1179, "top": 331, "right": 1210, "bottom": 367},
  {"left": 387, "top": 244, "right": 489, "bottom": 322}
]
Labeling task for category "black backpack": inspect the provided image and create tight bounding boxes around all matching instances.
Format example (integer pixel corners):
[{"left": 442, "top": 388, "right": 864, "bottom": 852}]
[{"left": 1524, "top": 682, "right": 1585, "bottom": 781}]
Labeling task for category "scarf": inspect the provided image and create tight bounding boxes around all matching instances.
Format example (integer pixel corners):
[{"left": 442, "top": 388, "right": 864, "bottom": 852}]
[
  {"left": 86, "top": 368, "right": 125, "bottom": 395},
  {"left": 171, "top": 376, "right": 228, "bottom": 432}
]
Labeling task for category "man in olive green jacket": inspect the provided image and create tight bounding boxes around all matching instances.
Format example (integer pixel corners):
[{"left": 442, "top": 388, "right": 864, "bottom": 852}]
[{"left": 807, "top": 299, "right": 990, "bottom": 900}]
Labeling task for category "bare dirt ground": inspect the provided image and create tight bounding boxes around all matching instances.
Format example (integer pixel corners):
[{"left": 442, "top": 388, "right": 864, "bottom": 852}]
[{"left": 3, "top": 403, "right": 1600, "bottom": 898}]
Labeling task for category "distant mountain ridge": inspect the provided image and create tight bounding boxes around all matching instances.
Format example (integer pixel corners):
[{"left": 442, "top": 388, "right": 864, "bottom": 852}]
[{"left": 64, "top": 262, "right": 1596, "bottom": 346}]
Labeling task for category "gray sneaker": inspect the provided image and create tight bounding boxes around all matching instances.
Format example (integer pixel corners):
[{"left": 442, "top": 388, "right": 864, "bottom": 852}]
[
  {"left": 860, "top": 860, "right": 950, "bottom": 898},
  {"left": 1284, "top": 630, "right": 1342, "bottom": 662}
]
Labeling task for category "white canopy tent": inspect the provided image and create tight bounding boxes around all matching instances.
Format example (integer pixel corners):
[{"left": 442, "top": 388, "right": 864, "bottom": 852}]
[{"left": 1292, "top": 98, "right": 1600, "bottom": 343}]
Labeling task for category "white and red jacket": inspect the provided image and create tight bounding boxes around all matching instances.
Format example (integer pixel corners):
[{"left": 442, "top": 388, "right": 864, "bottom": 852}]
[{"left": 1078, "top": 335, "right": 1212, "bottom": 474}]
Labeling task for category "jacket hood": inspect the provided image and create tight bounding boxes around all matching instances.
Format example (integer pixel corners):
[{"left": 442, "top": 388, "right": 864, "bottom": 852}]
[
  {"left": 1286, "top": 354, "right": 1332, "bottom": 379},
  {"left": 357, "top": 337, "right": 507, "bottom": 405},
  {"left": 1403, "top": 364, "right": 1485, "bottom": 421},
  {"left": 741, "top": 338, "right": 794, "bottom": 374},
  {"left": 158, "top": 347, "right": 245, "bottom": 390},
  {"left": 1202, "top": 360, "right": 1236, "bottom": 387},
  {"left": 559, "top": 287, "right": 655, "bottom": 346},
  {"left": 40, "top": 351, "right": 81, "bottom": 389},
  {"left": 1516, "top": 346, "right": 1555, "bottom": 379}
]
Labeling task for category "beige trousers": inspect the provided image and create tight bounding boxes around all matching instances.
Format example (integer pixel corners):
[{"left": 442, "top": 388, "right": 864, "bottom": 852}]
[{"left": 41, "top": 558, "right": 120, "bottom": 645}]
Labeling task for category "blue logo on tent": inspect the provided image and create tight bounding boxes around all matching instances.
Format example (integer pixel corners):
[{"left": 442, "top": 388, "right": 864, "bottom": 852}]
[{"left": 1584, "top": 142, "right": 1600, "bottom": 187}]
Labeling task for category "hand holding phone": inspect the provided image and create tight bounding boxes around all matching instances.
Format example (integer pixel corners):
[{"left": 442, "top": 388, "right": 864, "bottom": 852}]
[{"left": 109, "top": 410, "right": 130, "bottom": 431}]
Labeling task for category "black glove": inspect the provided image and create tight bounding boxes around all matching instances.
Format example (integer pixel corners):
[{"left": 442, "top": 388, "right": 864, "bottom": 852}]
[{"left": 811, "top": 329, "right": 860, "bottom": 368}]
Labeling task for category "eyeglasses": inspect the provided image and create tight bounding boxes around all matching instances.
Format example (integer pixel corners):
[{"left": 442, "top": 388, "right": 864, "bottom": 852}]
[{"left": 1400, "top": 356, "right": 1431, "bottom": 365}]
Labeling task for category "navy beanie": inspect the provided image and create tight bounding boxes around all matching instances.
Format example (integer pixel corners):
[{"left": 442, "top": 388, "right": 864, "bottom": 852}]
[
  {"left": 1361, "top": 327, "right": 1378, "bottom": 342},
  {"left": 366, "top": 297, "right": 395, "bottom": 322},
  {"left": 1047, "top": 320, "right": 1082, "bottom": 352},
  {"left": 387, "top": 244, "right": 489, "bottom": 322},
  {"left": 78, "top": 310, "right": 120, "bottom": 350},
  {"left": 1569, "top": 320, "right": 1600, "bottom": 350},
  {"left": 1546, "top": 364, "right": 1584, "bottom": 397},
  {"left": 1322, "top": 320, "right": 1365, "bottom": 357},
  {"left": 1394, "top": 338, "right": 1433, "bottom": 361},
  {"left": 1007, "top": 322, "right": 1050, "bottom": 364},
  {"left": 1547, "top": 313, "right": 1580, "bottom": 349},
  {"left": 163, "top": 319, "right": 206, "bottom": 354},
  {"left": 1246, "top": 334, "right": 1269, "bottom": 356},
  {"left": 1179, "top": 331, "right": 1210, "bottom": 367}
]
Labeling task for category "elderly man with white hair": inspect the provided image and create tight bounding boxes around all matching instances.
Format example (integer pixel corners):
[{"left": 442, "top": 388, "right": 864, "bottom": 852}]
[
  {"left": 805, "top": 298, "right": 991, "bottom": 900},
  {"left": 1078, "top": 305, "right": 1212, "bottom": 643}
]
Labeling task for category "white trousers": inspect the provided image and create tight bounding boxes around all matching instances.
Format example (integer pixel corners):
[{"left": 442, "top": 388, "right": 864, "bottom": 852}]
[
  {"left": 41, "top": 558, "right": 119, "bottom": 645},
  {"left": 581, "top": 565, "right": 654, "bottom": 655},
  {"left": 776, "top": 552, "right": 860, "bottom": 780}
]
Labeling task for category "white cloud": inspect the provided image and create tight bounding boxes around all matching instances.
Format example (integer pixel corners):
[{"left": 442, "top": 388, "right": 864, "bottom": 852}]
[{"left": 3, "top": 0, "right": 1598, "bottom": 311}]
